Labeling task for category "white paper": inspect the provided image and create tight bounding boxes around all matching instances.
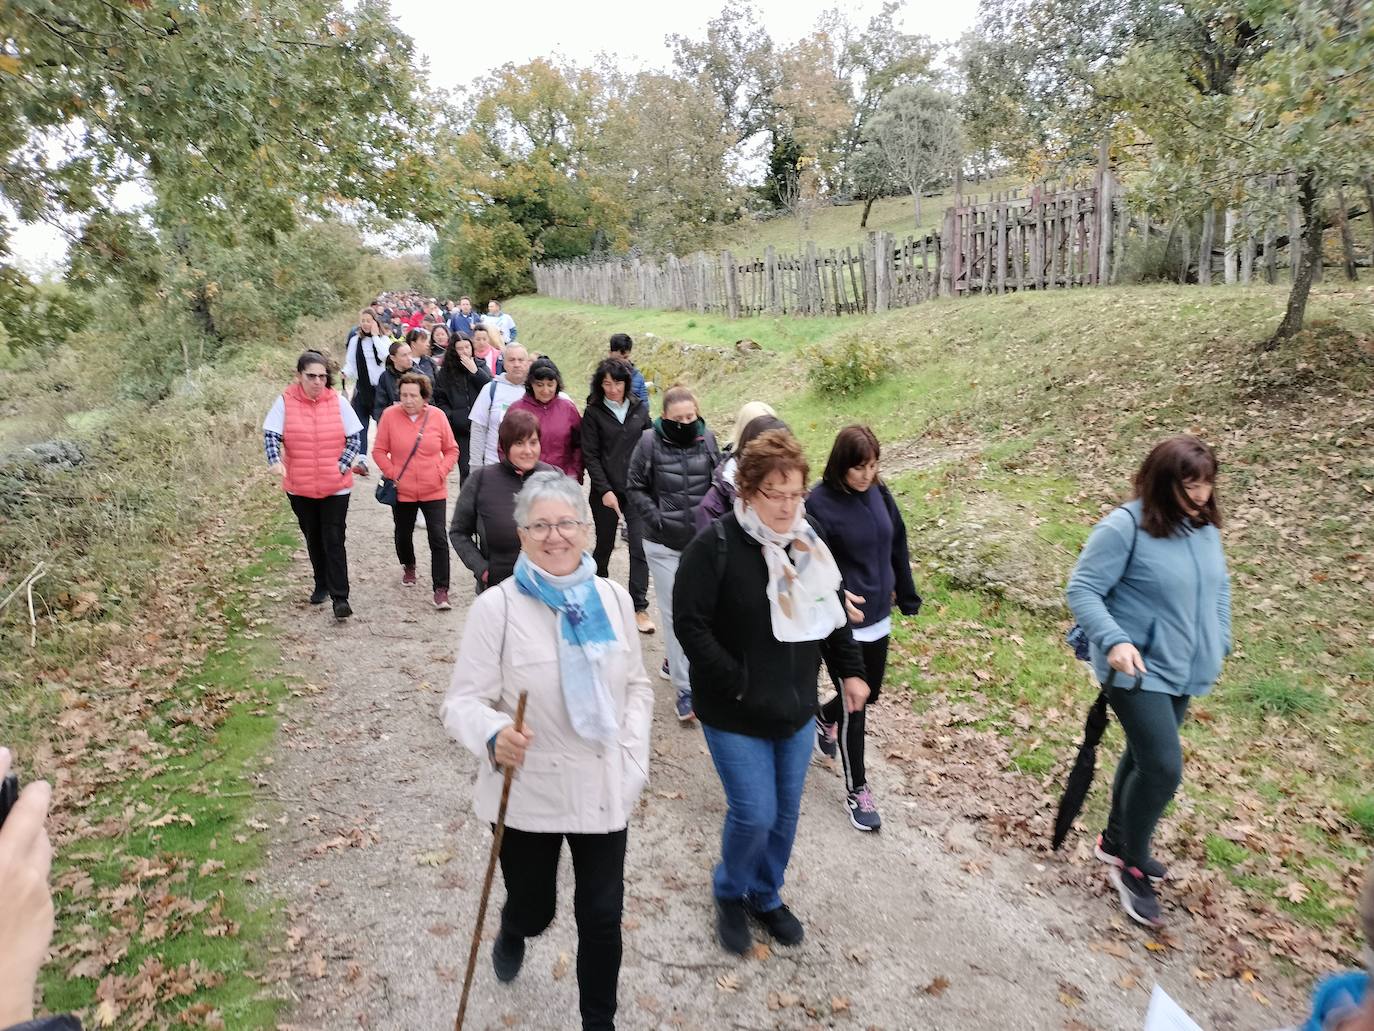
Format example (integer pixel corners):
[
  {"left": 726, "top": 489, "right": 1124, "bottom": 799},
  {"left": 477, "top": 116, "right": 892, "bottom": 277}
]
[{"left": 1144, "top": 985, "right": 1205, "bottom": 1031}]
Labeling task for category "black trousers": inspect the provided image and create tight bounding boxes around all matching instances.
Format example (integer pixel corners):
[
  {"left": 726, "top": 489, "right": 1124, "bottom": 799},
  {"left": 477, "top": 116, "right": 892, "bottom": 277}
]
[
  {"left": 455, "top": 428, "right": 472, "bottom": 484},
  {"left": 288, "top": 493, "right": 350, "bottom": 601},
  {"left": 821, "top": 635, "right": 890, "bottom": 792},
  {"left": 350, "top": 389, "right": 373, "bottom": 455},
  {"left": 393, "top": 498, "right": 449, "bottom": 588},
  {"left": 499, "top": 827, "right": 627, "bottom": 1031},
  {"left": 590, "top": 490, "right": 648, "bottom": 611}
]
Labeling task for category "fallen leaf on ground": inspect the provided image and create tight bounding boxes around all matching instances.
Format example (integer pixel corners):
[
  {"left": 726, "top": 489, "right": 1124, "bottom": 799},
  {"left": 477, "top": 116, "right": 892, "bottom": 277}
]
[
  {"left": 750, "top": 941, "right": 772, "bottom": 962},
  {"left": 716, "top": 971, "right": 740, "bottom": 992},
  {"left": 553, "top": 951, "right": 572, "bottom": 980},
  {"left": 831, "top": 995, "right": 851, "bottom": 1014},
  {"left": 922, "top": 975, "right": 951, "bottom": 997}
]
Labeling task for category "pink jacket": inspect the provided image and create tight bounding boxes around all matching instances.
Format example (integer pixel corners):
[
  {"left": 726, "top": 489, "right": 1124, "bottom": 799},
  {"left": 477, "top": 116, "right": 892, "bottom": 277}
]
[
  {"left": 510, "top": 395, "right": 583, "bottom": 482},
  {"left": 373, "top": 404, "right": 458, "bottom": 502},
  {"left": 281, "top": 383, "right": 354, "bottom": 499}
]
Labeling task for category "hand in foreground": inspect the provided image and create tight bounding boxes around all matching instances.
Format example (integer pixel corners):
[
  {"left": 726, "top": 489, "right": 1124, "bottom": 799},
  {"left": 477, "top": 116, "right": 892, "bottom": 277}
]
[
  {"left": 843, "top": 590, "right": 866, "bottom": 624},
  {"left": 841, "top": 676, "right": 870, "bottom": 714},
  {"left": 268, "top": 461, "right": 286, "bottom": 480},
  {"left": 494, "top": 726, "right": 534, "bottom": 769},
  {"left": 602, "top": 491, "right": 621, "bottom": 517},
  {"left": 1107, "top": 643, "right": 1147, "bottom": 677},
  {"left": 0, "top": 747, "right": 55, "bottom": 1028}
]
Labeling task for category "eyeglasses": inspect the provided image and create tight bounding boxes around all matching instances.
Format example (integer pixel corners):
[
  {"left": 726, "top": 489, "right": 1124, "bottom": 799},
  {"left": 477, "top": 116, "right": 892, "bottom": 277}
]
[
  {"left": 302, "top": 373, "right": 328, "bottom": 381},
  {"left": 757, "top": 486, "right": 806, "bottom": 505},
  {"left": 519, "top": 519, "right": 588, "bottom": 541}
]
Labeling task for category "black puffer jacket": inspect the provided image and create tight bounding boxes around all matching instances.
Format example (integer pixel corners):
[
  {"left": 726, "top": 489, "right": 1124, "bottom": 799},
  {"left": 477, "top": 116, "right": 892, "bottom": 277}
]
[
  {"left": 626, "top": 421, "right": 720, "bottom": 551},
  {"left": 432, "top": 358, "right": 493, "bottom": 436},
  {"left": 582, "top": 397, "right": 652, "bottom": 499}
]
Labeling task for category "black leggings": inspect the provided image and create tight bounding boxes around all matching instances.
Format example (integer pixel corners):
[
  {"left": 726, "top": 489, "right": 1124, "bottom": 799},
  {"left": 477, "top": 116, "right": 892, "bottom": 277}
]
[
  {"left": 1104, "top": 687, "right": 1190, "bottom": 868},
  {"left": 820, "top": 635, "right": 889, "bottom": 792},
  {"left": 288, "top": 493, "right": 350, "bottom": 601},
  {"left": 499, "top": 827, "right": 627, "bottom": 1031},
  {"left": 393, "top": 498, "right": 449, "bottom": 589},
  {"left": 590, "top": 490, "right": 649, "bottom": 612}
]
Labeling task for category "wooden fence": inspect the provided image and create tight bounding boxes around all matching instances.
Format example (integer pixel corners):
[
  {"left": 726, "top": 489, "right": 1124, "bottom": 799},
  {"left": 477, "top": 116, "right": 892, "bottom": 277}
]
[{"left": 531, "top": 171, "right": 1368, "bottom": 317}]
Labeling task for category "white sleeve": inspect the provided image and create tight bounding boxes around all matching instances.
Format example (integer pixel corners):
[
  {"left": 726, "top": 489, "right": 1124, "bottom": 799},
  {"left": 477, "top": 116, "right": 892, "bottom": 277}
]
[
  {"left": 262, "top": 396, "right": 286, "bottom": 434},
  {"left": 339, "top": 394, "right": 363, "bottom": 434},
  {"left": 469, "top": 384, "right": 493, "bottom": 466},
  {"left": 440, "top": 589, "right": 515, "bottom": 758},
  {"left": 364, "top": 337, "right": 387, "bottom": 385},
  {"left": 341, "top": 334, "right": 358, "bottom": 380}
]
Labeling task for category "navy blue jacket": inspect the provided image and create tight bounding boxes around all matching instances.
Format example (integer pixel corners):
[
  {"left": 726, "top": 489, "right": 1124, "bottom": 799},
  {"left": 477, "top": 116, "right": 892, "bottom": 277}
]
[
  {"left": 447, "top": 310, "right": 478, "bottom": 337},
  {"left": 805, "top": 480, "right": 921, "bottom": 629}
]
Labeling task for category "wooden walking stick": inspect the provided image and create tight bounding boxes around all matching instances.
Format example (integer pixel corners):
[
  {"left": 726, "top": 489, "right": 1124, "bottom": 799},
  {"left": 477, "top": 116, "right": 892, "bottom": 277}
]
[{"left": 455, "top": 691, "right": 528, "bottom": 1031}]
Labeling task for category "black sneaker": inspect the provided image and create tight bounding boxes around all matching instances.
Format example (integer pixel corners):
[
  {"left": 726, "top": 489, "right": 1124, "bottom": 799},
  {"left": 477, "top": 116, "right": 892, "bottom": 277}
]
[
  {"left": 845, "top": 785, "right": 882, "bottom": 832},
  {"left": 492, "top": 931, "right": 525, "bottom": 982},
  {"left": 309, "top": 587, "right": 329, "bottom": 605},
  {"left": 747, "top": 902, "right": 804, "bottom": 946},
  {"left": 1109, "top": 865, "right": 1165, "bottom": 928},
  {"left": 332, "top": 599, "right": 352, "bottom": 620},
  {"left": 815, "top": 717, "right": 838, "bottom": 759},
  {"left": 658, "top": 658, "right": 671, "bottom": 682},
  {"left": 714, "top": 897, "right": 752, "bottom": 955},
  {"left": 1095, "top": 833, "right": 1167, "bottom": 883}
]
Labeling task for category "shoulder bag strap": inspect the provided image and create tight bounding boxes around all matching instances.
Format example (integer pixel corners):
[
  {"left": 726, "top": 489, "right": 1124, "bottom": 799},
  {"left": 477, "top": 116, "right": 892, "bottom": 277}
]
[{"left": 393, "top": 408, "right": 431, "bottom": 485}]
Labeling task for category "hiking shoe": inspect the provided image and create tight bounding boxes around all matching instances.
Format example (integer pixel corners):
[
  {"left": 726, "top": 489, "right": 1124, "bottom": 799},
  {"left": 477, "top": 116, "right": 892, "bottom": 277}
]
[
  {"left": 433, "top": 588, "right": 451, "bottom": 610},
  {"left": 714, "top": 897, "right": 752, "bottom": 955},
  {"left": 635, "top": 611, "right": 656, "bottom": 634},
  {"left": 332, "top": 599, "right": 352, "bottom": 620},
  {"left": 815, "top": 717, "right": 838, "bottom": 759},
  {"left": 401, "top": 565, "right": 417, "bottom": 586},
  {"left": 747, "top": 902, "right": 804, "bottom": 946},
  {"left": 675, "top": 691, "right": 695, "bottom": 724},
  {"left": 846, "top": 785, "right": 882, "bottom": 832},
  {"left": 309, "top": 587, "right": 329, "bottom": 605},
  {"left": 1109, "top": 865, "right": 1165, "bottom": 928},
  {"left": 352, "top": 459, "right": 370, "bottom": 477},
  {"left": 492, "top": 932, "right": 525, "bottom": 982},
  {"left": 659, "top": 658, "right": 671, "bottom": 682},
  {"left": 1095, "top": 834, "right": 1167, "bottom": 883}
]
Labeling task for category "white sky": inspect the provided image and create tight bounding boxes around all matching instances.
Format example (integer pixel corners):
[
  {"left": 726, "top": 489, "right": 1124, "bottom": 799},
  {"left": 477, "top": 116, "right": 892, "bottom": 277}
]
[{"left": 9, "top": 0, "right": 978, "bottom": 273}]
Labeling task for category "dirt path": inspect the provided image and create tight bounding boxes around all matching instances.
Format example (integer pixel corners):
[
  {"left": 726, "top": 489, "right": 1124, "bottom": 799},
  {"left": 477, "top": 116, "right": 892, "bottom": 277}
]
[{"left": 262, "top": 465, "right": 1292, "bottom": 1031}]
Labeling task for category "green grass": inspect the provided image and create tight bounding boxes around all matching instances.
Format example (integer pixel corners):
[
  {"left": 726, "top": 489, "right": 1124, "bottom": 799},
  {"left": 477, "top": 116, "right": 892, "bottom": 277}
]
[
  {"left": 508, "top": 281, "right": 1374, "bottom": 950},
  {"left": 721, "top": 174, "right": 1029, "bottom": 257},
  {"left": 41, "top": 517, "right": 298, "bottom": 1027}
]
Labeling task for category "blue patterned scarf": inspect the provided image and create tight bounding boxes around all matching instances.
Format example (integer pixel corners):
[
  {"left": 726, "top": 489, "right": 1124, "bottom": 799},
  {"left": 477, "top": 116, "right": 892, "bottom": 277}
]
[{"left": 513, "top": 552, "right": 619, "bottom": 743}]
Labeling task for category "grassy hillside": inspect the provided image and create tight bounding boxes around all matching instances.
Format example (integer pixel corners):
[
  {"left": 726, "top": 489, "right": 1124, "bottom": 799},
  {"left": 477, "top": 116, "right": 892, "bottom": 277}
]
[
  {"left": 509, "top": 282, "right": 1374, "bottom": 976},
  {"left": 720, "top": 174, "right": 1027, "bottom": 257}
]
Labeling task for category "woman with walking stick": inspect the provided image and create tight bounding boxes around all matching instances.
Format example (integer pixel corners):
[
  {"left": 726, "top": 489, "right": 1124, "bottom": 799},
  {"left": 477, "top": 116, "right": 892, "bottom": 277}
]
[{"left": 441, "top": 470, "right": 654, "bottom": 1031}]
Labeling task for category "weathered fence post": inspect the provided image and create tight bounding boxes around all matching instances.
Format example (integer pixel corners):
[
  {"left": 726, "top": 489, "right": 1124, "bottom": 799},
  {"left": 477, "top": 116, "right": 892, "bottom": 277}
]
[
  {"left": 764, "top": 246, "right": 778, "bottom": 314},
  {"left": 1198, "top": 204, "right": 1215, "bottom": 286},
  {"left": 722, "top": 250, "right": 740, "bottom": 318}
]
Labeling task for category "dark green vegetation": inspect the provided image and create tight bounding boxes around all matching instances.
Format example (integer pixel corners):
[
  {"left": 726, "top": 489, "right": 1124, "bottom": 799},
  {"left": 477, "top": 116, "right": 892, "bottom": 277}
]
[{"left": 510, "top": 281, "right": 1374, "bottom": 973}]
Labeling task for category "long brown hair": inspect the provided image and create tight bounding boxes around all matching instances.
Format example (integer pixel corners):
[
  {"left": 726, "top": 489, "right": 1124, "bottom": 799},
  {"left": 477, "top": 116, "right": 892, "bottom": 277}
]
[
  {"left": 1132, "top": 435, "right": 1222, "bottom": 537},
  {"left": 822, "top": 425, "right": 880, "bottom": 493}
]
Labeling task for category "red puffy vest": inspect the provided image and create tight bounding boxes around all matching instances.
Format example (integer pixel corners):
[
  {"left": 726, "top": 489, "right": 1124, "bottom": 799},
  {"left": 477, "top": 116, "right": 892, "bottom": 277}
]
[{"left": 281, "top": 383, "right": 354, "bottom": 498}]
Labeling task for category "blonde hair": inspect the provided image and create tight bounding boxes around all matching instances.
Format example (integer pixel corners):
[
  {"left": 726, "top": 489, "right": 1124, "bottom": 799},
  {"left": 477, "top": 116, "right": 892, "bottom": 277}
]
[
  {"left": 729, "top": 400, "right": 776, "bottom": 451},
  {"left": 662, "top": 385, "right": 698, "bottom": 416}
]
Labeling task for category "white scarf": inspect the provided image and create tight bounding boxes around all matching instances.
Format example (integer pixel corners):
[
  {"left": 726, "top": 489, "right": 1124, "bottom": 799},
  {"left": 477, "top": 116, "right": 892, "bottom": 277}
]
[{"left": 733, "top": 498, "right": 846, "bottom": 643}]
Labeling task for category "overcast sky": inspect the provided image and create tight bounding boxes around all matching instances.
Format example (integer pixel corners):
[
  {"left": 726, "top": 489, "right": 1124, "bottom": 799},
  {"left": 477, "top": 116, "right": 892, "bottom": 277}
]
[{"left": 9, "top": 0, "right": 978, "bottom": 273}]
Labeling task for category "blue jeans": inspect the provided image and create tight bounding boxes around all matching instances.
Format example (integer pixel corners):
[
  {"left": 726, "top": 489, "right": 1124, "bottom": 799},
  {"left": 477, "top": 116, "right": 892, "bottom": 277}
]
[{"left": 702, "top": 719, "right": 814, "bottom": 911}]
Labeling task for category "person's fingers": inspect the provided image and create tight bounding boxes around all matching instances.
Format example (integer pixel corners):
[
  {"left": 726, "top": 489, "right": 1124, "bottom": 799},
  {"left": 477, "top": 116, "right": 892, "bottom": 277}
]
[
  {"left": 0, "top": 746, "right": 10, "bottom": 780},
  {"left": 2, "top": 781, "right": 52, "bottom": 864}
]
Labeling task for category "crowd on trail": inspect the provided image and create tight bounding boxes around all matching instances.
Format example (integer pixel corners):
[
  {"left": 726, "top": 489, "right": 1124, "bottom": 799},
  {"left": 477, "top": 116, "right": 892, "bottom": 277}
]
[{"left": 1, "top": 291, "right": 1370, "bottom": 1031}]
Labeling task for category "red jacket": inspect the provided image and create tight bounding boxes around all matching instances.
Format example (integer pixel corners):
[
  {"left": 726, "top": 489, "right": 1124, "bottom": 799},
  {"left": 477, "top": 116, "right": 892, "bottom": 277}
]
[
  {"left": 281, "top": 383, "right": 354, "bottom": 499},
  {"left": 373, "top": 404, "right": 459, "bottom": 502},
  {"left": 510, "top": 395, "right": 583, "bottom": 481}
]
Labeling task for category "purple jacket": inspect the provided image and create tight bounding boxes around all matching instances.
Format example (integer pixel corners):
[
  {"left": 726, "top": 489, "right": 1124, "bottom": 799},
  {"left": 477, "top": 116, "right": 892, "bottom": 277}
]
[
  {"left": 694, "top": 456, "right": 738, "bottom": 533},
  {"left": 510, "top": 394, "right": 583, "bottom": 482}
]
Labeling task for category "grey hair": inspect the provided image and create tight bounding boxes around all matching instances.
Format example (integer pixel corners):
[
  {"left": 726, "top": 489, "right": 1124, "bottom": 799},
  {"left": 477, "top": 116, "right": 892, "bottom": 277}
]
[{"left": 513, "top": 470, "right": 592, "bottom": 527}]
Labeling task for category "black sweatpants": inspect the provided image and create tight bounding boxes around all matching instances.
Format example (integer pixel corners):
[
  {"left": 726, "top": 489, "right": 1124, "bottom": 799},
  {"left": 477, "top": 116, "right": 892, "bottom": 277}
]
[
  {"left": 350, "top": 389, "right": 373, "bottom": 455},
  {"left": 455, "top": 428, "right": 472, "bottom": 484},
  {"left": 590, "top": 490, "right": 649, "bottom": 612},
  {"left": 820, "top": 635, "right": 889, "bottom": 793},
  {"left": 288, "top": 493, "right": 350, "bottom": 601},
  {"left": 1104, "top": 686, "right": 1190, "bottom": 868},
  {"left": 393, "top": 498, "right": 449, "bottom": 588},
  {"left": 498, "top": 827, "right": 627, "bottom": 1031}
]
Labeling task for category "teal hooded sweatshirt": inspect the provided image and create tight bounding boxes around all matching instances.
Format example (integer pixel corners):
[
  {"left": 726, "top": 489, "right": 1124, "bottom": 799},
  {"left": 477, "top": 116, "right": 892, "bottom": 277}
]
[{"left": 1066, "top": 499, "right": 1231, "bottom": 697}]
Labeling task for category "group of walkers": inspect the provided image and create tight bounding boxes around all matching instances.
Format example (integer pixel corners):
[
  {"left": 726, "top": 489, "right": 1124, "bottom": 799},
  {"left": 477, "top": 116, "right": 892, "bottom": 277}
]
[{"left": 248, "top": 291, "right": 1371, "bottom": 1031}]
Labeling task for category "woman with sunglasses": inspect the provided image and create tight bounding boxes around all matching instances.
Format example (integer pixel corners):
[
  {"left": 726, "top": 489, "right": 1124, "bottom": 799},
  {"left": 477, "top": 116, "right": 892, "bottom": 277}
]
[{"left": 262, "top": 351, "right": 364, "bottom": 620}]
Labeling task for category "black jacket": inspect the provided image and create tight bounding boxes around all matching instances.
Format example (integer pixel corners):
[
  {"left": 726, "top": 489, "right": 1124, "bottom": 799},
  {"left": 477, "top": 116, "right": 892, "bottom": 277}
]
[
  {"left": 432, "top": 359, "right": 493, "bottom": 437},
  {"left": 673, "top": 512, "right": 865, "bottom": 739},
  {"left": 581, "top": 397, "right": 652, "bottom": 498},
  {"left": 372, "top": 359, "right": 435, "bottom": 420},
  {"left": 626, "top": 423, "right": 720, "bottom": 551},
  {"left": 448, "top": 460, "right": 558, "bottom": 589},
  {"left": 805, "top": 480, "right": 921, "bottom": 629}
]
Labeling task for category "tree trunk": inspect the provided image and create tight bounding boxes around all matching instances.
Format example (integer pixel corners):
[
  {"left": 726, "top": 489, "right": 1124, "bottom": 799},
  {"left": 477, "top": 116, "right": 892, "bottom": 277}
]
[
  {"left": 860, "top": 195, "right": 875, "bottom": 229},
  {"left": 1267, "top": 172, "right": 1324, "bottom": 348},
  {"left": 1365, "top": 177, "right": 1374, "bottom": 271},
  {"left": 913, "top": 190, "right": 922, "bottom": 229},
  {"left": 1198, "top": 205, "right": 1215, "bottom": 285}
]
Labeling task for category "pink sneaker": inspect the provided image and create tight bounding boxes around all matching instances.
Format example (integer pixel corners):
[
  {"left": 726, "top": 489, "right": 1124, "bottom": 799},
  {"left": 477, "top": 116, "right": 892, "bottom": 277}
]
[
  {"left": 401, "top": 565, "right": 417, "bottom": 586},
  {"left": 433, "top": 588, "right": 451, "bottom": 610}
]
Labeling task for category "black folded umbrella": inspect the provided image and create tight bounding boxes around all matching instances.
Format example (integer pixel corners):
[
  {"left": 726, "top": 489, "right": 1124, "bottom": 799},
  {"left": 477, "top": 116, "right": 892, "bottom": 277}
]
[{"left": 1051, "top": 690, "right": 1111, "bottom": 851}]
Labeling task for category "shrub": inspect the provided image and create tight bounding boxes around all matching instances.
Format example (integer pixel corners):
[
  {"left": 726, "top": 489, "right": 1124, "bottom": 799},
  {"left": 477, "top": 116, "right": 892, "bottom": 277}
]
[{"left": 806, "top": 336, "right": 886, "bottom": 396}]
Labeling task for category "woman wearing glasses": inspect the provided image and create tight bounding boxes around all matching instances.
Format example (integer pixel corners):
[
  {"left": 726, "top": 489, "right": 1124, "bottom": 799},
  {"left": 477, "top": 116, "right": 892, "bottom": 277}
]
[
  {"left": 262, "top": 351, "right": 365, "bottom": 620},
  {"left": 674, "top": 429, "right": 868, "bottom": 956},
  {"left": 441, "top": 470, "right": 654, "bottom": 1031},
  {"left": 449, "top": 408, "right": 557, "bottom": 592}
]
